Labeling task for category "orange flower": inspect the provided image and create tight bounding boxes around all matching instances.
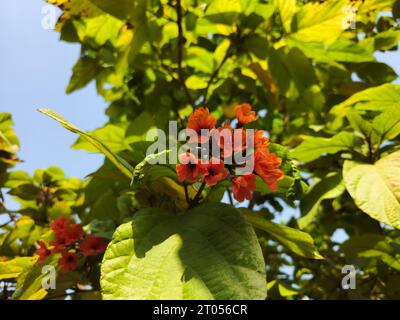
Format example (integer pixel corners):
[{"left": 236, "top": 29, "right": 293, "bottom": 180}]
[
  {"left": 67, "top": 224, "right": 85, "bottom": 243},
  {"left": 254, "top": 150, "right": 284, "bottom": 191},
  {"left": 232, "top": 174, "right": 257, "bottom": 202},
  {"left": 50, "top": 216, "right": 69, "bottom": 234},
  {"left": 80, "top": 235, "right": 107, "bottom": 256},
  {"left": 235, "top": 103, "right": 258, "bottom": 125},
  {"left": 50, "top": 218, "right": 85, "bottom": 247},
  {"left": 36, "top": 240, "right": 51, "bottom": 264},
  {"left": 253, "top": 130, "right": 269, "bottom": 150},
  {"left": 200, "top": 158, "right": 229, "bottom": 186},
  {"left": 58, "top": 251, "right": 79, "bottom": 273},
  {"left": 216, "top": 127, "right": 251, "bottom": 159},
  {"left": 176, "top": 152, "right": 201, "bottom": 183},
  {"left": 187, "top": 107, "right": 216, "bottom": 144}
]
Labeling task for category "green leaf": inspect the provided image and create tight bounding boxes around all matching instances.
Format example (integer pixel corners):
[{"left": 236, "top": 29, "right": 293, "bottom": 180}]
[
  {"left": 343, "top": 151, "right": 400, "bottom": 229},
  {"left": 0, "top": 257, "right": 36, "bottom": 280},
  {"left": 242, "top": 209, "right": 323, "bottom": 259},
  {"left": 372, "top": 109, "right": 400, "bottom": 141},
  {"left": 298, "top": 173, "right": 345, "bottom": 229},
  {"left": 289, "top": 0, "right": 348, "bottom": 44},
  {"left": 341, "top": 234, "right": 400, "bottom": 271},
  {"left": 125, "top": 112, "right": 156, "bottom": 144},
  {"left": 274, "top": 0, "right": 296, "bottom": 32},
  {"left": 100, "top": 203, "right": 267, "bottom": 300},
  {"left": 72, "top": 124, "right": 130, "bottom": 153},
  {"left": 185, "top": 75, "right": 208, "bottom": 89},
  {"left": 291, "top": 132, "right": 357, "bottom": 163},
  {"left": 186, "top": 47, "right": 215, "bottom": 74},
  {"left": 3, "top": 171, "right": 32, "bottom": 189},
  {"left": 88, "top": 0, "right": 147, "bottom": 24},
  {"left": 66, "top": 57, "right": 98, "bottom": 94},
  {"left": 8, "top": 183, "right": 41, "bottom": 200},
  {"left": 331, "top": 84, "right": 400, "bottom": 113},
  {"left": 13, "top": 255, "right": 59, "bottom": 300},
  {"left": 38, "top": 109, "right": 133, "bottom": 179},
  {"left": 73, "top": 14, "right": 123, "bottom": 47}
]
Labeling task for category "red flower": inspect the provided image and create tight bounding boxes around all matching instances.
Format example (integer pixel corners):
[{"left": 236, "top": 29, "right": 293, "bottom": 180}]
[
  {"left": 232, "top": 174, "right": 257, "bottom": 202},
  {"left": 50, "top": 217, "right": 86, "bottom": 247},
  {"left": 254, "top": 151, "right": 284, "bottom": 191},
  {"left": 176, "top": 152, "right": 201, "bottom": 183},
  {"left": 80, "top": 236, "right": 107, "bottom": 256},
  {"left": 58, "top": 251, "right": 79, "bottom": 273},
  {"left": 200, "top": 158, "right": 229, "bottom": 186},
  {"left": 235, "top": 103, "right": 258, "bottom": 126},
  {"left": 50, "top": 237, "right": 69, "bottom": 254},
  {"left": 36, "top": 240, "right": 51, "bottom": 264},
  {"left": 50, "top": 216, "right": 69, "bottom": 234},
  {"left": 67, "top": 224, "right": 85, "bottom": 242},
  {"left": 253, "top": 130, "right": 269, "bottom": 150},
  {"left": 187, "top": 107, "right": 216, "bottom": 143}
]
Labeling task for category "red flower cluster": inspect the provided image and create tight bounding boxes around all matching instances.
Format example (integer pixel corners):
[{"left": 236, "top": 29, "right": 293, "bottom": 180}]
[
  {"left": 176, "top": 104, "right": 284, "bottom": 202},
  {"left": 36, "top": 216, "right": 107, "bottom": 273}
]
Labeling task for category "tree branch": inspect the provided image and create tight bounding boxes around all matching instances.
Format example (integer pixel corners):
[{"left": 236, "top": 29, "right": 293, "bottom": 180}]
[
  {"left": 226, "top": 188, "right": 234, "bottom": 206},
  {"left": 202, "top": 48, "right": 232, "bottom": 105},
  {"left": 176, "top": 0, "right": 195, "bottom": 109},
  {"left": 189, "top": 182, "right": 206, "bottom": 208}
]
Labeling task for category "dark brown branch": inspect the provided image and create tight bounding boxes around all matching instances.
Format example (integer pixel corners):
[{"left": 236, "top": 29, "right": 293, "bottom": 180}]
[
  {"left": 226, "top": 188, "right": 234, "bottom": 205},
  {"left": 176, "top": 0, "right": 195, "bottom": 109},
  {"left": 189, "top": 182, "right": 206, "bottom": 208},
  {"left": 184, "top": 184, "right": 190, "bottom": 205}
]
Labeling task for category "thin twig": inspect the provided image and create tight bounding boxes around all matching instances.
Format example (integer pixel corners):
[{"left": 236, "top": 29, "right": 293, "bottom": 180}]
[
  {"left": 190, "top": 182, "right": 206, "bottom": 208},
  {"left": 226, "top": 188, "right": 234, "bottom": 206},
  {"left": 184, "top": 184, "right": 190, "bottom": 205},
  {"left": 150, "top": 44, "right": 185, "bottom": 127},
  {"left": 0, "top": 220, "right": 12, "bottom": 228},
  {"left": 176, "top": 0, "right": 196, "bottom": 109},
  {"left": 202, "top": 48, "right": 232, "bottom": 105}
]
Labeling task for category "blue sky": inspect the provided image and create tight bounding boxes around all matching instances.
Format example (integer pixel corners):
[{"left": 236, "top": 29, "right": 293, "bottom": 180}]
[{"left": 0, "top": 1, "right": 107, "bottom": 180}]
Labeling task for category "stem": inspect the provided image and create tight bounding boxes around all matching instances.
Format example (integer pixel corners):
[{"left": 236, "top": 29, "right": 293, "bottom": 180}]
[
  {"left": 176, "top": 0, "right": 195, "bottom": 109},
  {"left": 184, "top": 184, "right": 190, "bottom": 205},
  {"left": 202, "top": 47, "right": 232, "bottom": 105},
  {"left": 226, "top": 188, "right": 234, "bottom": 206},
  {"left": 366, "top": 135, "right": 374, "bottom": 163},
  {"left": 0, "top": 219, "right": 12, "bottom": 228},
  {"left": 190, "top": 182, "right": 206, "bottom": 208}
]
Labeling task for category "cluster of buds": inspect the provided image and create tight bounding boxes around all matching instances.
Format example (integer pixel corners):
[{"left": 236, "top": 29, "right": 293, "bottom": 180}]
[
  {"left": 36, "top": 217, "right": 107, "bottom": 273},
  {"left": 176, "top": 103, "right": 284, "bottom": 202}
]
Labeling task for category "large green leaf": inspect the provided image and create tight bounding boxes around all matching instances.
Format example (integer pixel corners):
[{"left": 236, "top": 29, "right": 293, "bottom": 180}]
[
  {"left": 38, "top": 109, "right": 133, "bottom": 179},
  {"left": 274, "top": 0, "right": 296, "bottom": 32},
  {"left": 291, "top": 132, "right": 357, "bottom": 163},
  {"left": 13, "top": 255, "right": 59, "bottom": 300},
  {"left": 100, "top": 203, "right": 267, "bottom": 300},
  {"left": 289, "top": 0, "right": 348, "bottom": 44},
  {"left": 288, "top": 38, "right": 375, "bottom": 65},
  {"left": 72, "top": 124, "right": 130, "bottom": 153},
  {"left": 343, "top": 151, "right": 400, "bottom": 229},
  {"left": 331, "top": 84, "right": 400, "bottom": 113},
  {"left": 0, "top": 257, "right": 36, "bottom": 280},
  {"left": 242, "top": 210, "right": 323, "bottom": 259}
]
